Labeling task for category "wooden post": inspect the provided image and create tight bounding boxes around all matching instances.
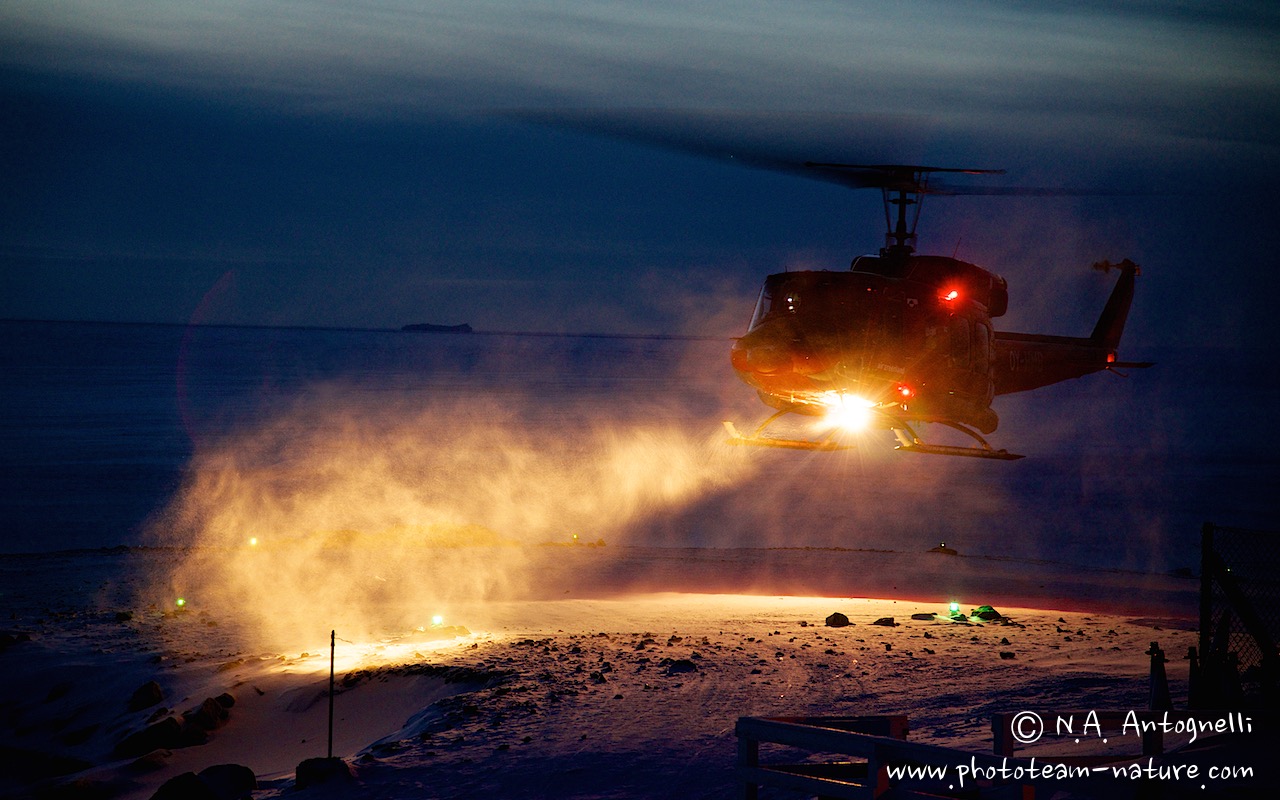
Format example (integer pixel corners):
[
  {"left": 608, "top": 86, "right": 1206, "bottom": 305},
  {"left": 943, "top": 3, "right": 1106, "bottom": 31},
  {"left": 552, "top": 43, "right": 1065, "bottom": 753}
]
[
  {"left": 871, "top": 741, "right": 889, "bottom": 797},
  {"left": 1196, "top": 521, "right": 1214, "bottom": 709},
  {"left": 991, "top": 713, "right": 1015, "bottom": 757},
  {"left": 737, "top": 733, "right": 758, "bottom": 800},
  {"left": 328, "top": 629, "right": 335, "bottom": 759},
  {"left": 1148, "top": 641, "right": 1172, "bottom": 714}
]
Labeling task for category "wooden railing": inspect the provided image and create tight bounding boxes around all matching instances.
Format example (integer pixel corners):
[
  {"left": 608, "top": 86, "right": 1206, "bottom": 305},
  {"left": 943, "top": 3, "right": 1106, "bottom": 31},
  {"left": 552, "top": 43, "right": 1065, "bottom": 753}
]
[
  {"left": 736, "top": 710, "right": 1252, "bottom": 799},
  {"left": 737, "top": 715, "right": 1030, "bottom": 799}
]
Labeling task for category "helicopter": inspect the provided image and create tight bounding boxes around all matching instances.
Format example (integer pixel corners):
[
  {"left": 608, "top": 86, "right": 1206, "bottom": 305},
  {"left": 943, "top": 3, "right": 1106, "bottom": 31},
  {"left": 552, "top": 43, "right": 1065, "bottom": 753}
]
[{"left": 721, "top": 163, "right": 1150, "bottom": 460}]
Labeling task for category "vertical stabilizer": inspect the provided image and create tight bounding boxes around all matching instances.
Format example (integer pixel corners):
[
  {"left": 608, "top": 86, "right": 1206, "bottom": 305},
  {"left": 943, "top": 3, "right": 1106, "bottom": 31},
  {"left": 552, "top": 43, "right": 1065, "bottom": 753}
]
[{"left": 1090, "top": 259, "right": 1139, "bottom": 350}]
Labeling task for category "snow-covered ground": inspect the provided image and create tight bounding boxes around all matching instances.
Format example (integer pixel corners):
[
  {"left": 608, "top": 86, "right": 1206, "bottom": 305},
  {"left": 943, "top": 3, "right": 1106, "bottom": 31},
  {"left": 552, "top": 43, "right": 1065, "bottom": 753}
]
[{"left": 3, "top": 545, "right": 1221, "bottom": 799}]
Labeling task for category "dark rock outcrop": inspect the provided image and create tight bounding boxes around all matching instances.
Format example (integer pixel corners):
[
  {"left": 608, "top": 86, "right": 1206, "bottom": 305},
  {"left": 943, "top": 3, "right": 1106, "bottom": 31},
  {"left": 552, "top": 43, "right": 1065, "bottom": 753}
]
[
  {"left": 149, "top": 764, "right": 256, "bottom": 800},
  {"left": 296, "top": 756, "right": 356, "bottom": 789},
  {"left": 197, "top": 763, "right": 257, "bottom": 799},
  {"left": 184, "top": 697, "right": 230, "bottom": 731},
  {"left": 127, "top": 681, "right": 164, "bottom": 712},
  {"left": 150, "top": 772, "right": 216, "bottom": 800},
  {"left": 663, "top": 658, "right": 698, "bottom": 675},
  {"left": 115, "top": 717, "right": 184, "bottom": 758}
]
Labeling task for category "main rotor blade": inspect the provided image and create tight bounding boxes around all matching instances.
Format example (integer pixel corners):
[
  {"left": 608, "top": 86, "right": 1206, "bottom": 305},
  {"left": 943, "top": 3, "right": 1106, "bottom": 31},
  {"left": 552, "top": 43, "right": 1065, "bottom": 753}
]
[
  {"left": 504, "top": 108, "right": 928, "bottom": 182},
  {"left": 505, "top": 109, "right": 1117, "bottom": 196},
  {"left": 801, "top": 162, "right": 1005, "bottom": 193},
  {"left": 797, "top": 163, "right": 1124, "bottom": 196}
]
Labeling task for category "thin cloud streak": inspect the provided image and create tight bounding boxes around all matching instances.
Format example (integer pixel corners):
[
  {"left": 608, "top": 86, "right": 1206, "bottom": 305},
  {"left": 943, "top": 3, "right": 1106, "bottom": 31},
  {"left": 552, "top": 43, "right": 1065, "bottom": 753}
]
[{"left": 4, "top": 2, "right": 1275, "bottom": 128}]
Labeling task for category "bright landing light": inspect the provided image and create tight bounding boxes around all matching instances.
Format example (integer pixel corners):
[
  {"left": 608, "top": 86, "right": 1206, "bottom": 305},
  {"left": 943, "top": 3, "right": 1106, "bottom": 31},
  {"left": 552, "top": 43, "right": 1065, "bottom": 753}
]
[{"left": 820, "top": 394, "right": 876, "bottom": 432}]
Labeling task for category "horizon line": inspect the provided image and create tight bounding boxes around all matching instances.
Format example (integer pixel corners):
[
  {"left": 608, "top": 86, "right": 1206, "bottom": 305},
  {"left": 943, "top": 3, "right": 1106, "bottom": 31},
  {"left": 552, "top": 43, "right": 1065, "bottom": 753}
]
[{"left": 0, "top": 316, "right": 731, "bottom": 342}]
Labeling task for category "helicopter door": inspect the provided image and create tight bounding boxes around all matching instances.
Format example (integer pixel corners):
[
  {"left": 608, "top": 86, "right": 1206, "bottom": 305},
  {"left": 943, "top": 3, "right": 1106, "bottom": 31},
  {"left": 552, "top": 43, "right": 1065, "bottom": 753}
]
[
  {"left": 950, "top": 316, "right": 995, "bottom": 402},
  {"left": 972, "top": 321, "right": 989, "bottom": 372},
  {"left": 949, "top": 316, "right": 971, "bottom": 368},
  {"left": 974, "top": 321, "right": 994, "bottom": 403}
]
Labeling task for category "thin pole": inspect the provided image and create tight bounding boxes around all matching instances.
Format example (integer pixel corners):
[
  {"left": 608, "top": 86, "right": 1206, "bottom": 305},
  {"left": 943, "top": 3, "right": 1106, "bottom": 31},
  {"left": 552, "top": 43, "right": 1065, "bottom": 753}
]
[{"left": 328, "top": 629, "right": 335, "bottom": 758}]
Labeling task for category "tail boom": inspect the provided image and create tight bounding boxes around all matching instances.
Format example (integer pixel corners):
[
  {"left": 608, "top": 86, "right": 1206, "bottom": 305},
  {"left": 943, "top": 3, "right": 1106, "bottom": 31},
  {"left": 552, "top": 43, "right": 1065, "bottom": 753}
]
[{"left": 993, "top": 259, "right": 1146, "bottom": 395}]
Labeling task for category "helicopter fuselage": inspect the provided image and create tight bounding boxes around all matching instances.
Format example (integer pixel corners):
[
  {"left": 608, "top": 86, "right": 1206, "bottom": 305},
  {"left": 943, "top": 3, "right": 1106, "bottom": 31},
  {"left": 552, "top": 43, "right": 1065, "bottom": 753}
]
[{"left": 730, "top": 254, "right": 1139, "bottom": 438}]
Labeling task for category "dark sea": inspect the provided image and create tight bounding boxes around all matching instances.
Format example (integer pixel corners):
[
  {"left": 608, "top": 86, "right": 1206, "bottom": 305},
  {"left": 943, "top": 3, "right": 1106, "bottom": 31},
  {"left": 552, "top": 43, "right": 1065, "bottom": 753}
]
[
  {"left": 1, "top": 318, "right": 1275, "bottom": 574},
  {"left": 0, "top": 319, "right": 730, "bottom": 555}
]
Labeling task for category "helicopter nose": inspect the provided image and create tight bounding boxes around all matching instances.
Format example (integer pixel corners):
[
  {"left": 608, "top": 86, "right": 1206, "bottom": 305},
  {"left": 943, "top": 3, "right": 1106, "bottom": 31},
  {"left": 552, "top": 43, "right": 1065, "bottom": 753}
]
[{"left": 731, "top": 342, "right": 790, "bottom": 375}]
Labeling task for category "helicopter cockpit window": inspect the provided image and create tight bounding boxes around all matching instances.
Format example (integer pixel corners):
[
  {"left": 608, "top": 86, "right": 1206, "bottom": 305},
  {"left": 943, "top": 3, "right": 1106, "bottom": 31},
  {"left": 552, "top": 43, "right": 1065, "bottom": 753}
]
[
  {"left": 749, "top": 284, "right": 802, "bottom": 329},
  {"left": 748, "top": 286, "right": 770, "bottom": 330}
]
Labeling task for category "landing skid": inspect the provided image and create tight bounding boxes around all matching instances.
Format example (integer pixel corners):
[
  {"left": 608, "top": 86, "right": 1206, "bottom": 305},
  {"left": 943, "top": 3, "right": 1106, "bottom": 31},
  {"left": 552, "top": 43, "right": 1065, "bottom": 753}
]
[
  {"left": 892, "top": 421, "right": 1024, "bottom": 461},
  {"left": 722, "top": 420, "right": 853, "bottom": 451},
  {"left": 723, "top": 410, "right": 1023, "bottom": 460}
]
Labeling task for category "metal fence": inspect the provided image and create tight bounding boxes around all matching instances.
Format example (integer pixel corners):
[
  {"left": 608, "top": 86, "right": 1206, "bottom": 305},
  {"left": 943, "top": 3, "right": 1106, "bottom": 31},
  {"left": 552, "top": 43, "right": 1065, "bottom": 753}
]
[{"left": 1195, "top": 522, "right": 1280, "bottom": 709}]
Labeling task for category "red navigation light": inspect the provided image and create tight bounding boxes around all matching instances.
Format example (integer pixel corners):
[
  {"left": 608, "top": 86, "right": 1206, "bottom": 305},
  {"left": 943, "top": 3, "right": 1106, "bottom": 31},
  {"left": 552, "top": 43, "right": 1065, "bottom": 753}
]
[
  {"left": 896, "top": 383, "right": 913, "bottom": 399},
  {"left": 1107, "top": 352, "right": 1117, "bottom": 364},
  {"left": 942, "top": 289, "right": 959, "bottom": 302}
]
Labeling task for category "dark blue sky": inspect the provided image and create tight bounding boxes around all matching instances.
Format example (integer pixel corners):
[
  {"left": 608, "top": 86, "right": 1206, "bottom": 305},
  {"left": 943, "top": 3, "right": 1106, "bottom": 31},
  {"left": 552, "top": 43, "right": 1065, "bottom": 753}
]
[{"left": 2, "top": 1, "right": 1278, "bottom": 346}]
